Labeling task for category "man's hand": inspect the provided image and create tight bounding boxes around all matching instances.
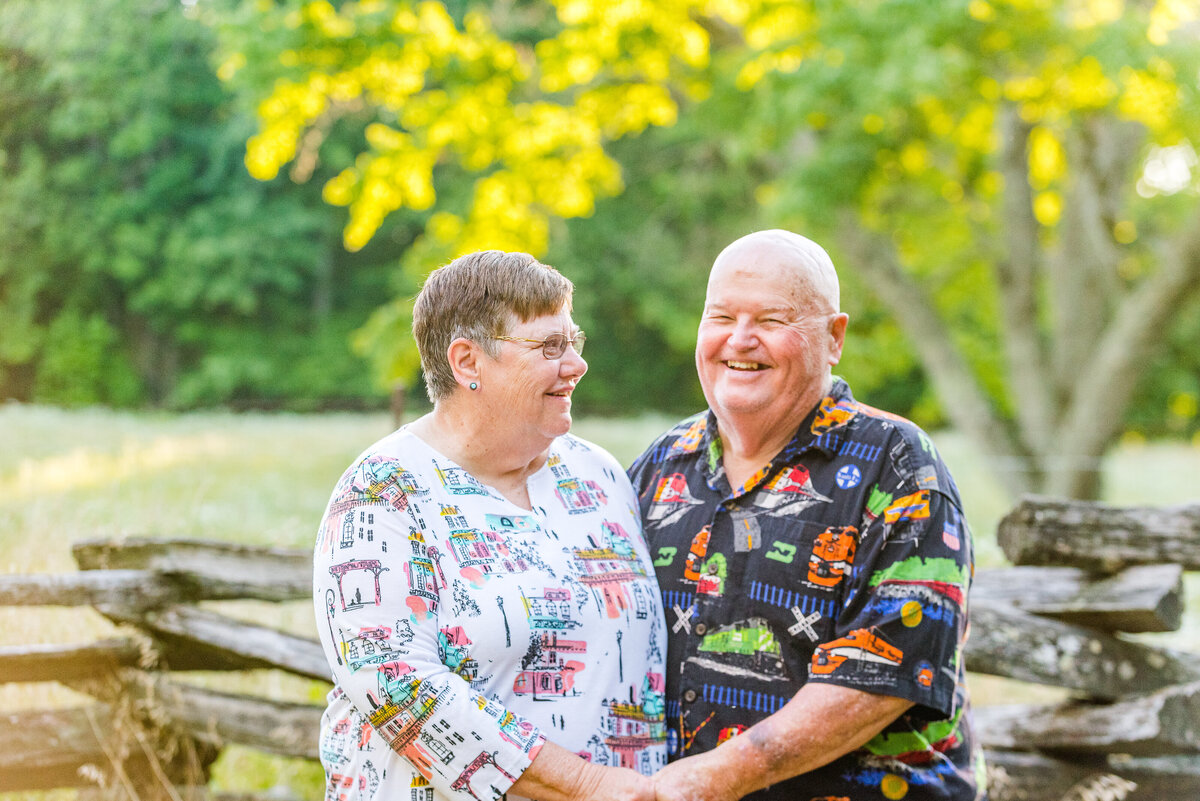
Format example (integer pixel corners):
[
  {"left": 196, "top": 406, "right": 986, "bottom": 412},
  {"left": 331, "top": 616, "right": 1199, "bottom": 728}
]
[{"left": 651, "top": 750, "right": 744, "bottom": 801}]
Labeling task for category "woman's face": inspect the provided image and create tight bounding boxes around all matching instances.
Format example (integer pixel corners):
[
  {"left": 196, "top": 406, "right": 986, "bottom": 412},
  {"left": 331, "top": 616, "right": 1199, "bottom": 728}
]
[{"left": 479, "top": 307, "right": 587, "bottom": 444}]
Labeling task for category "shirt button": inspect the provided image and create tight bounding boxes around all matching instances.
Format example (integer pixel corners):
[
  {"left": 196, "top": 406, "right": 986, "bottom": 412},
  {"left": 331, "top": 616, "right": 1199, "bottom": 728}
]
[
  {"left": 694, "top": 623, "right": 708, "bottom": 636},
  {"left": 683, "top": 689, "right": 698, "bottom": 703}
]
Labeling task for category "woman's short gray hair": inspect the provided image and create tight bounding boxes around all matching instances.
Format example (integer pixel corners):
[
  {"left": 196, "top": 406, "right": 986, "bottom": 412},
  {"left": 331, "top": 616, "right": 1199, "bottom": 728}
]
[{"left": 413, "top": 250, "right": 574, "bottom": 402}]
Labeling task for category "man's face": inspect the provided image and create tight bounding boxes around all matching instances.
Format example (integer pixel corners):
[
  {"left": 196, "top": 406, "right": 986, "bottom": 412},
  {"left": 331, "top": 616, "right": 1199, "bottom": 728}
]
[{"left": 695, "top": 240, "right": 846, "bottom": 429}]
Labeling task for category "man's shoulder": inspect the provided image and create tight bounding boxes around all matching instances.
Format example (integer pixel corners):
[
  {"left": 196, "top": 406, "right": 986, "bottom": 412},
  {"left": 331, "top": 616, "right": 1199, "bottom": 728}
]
[
  {"left": 840, "top": 398, "right": 957, "bottom": 497},
  {"left": 626, "top": 411, "right": 712, "bottom": 490},
  {"left": 846, "top": 399, "right": 930, "bottom": 448},
  {"left": 633, "top": 411, "right": 710, "bottom": 465}
]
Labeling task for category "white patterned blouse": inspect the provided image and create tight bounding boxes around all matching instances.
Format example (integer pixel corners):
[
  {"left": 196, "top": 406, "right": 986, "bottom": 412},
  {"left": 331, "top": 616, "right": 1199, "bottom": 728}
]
[{"left": 313, "top": 428, "right": 667, "bottom": 801}]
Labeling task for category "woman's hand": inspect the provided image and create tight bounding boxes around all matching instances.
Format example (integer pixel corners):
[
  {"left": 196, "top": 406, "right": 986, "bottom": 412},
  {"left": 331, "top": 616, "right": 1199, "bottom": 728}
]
[
  {"left": 575, "top": 763, "right": 655, "bottom": 801},
  {"left": 509, "top": 740, "right": 654, "bottom": 801}
]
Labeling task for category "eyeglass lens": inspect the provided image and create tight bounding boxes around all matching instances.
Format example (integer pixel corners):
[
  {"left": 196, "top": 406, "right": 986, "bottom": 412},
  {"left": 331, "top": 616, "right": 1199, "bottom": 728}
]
[{"left": 544, "top": 333, "right": 585, "bottom": 358}]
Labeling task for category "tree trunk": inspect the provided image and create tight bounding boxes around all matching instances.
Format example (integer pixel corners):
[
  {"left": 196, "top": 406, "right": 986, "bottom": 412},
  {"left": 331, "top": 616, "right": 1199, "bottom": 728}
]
[{"left": 834, "top": 217, "right": 1037, "bottom": 494}]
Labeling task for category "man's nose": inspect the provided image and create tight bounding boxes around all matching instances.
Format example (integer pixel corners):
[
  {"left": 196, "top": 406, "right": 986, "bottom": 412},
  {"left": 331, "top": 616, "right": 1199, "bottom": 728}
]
[{"left": 728, "top": 318, "right": 759, "bottom": 348}]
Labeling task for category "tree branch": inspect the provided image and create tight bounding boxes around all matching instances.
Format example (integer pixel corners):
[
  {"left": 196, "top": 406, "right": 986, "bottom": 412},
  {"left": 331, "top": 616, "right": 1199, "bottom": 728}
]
[
  {"left": 997, "top": 105, "right": 1055, "bottom": 459},
  {"left": 835, "top": 214, "right": 1035, "bottom": 494},
  {"left": 1051, "top": 212, "right": 1200, "bottom": 496},
  {"left": 1049, "top": 119, "right": 1142, "bottom": 395}
]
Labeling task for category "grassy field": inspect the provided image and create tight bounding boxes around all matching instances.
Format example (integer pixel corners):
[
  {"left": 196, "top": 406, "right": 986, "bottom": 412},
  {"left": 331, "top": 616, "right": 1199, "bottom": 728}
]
[{"left": 2, "top": 402, "right": 1199, "bottom": 796}]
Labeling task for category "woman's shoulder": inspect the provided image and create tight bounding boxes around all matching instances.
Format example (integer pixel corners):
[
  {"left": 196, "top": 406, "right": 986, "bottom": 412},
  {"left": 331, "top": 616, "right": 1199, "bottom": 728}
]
[
  {"left": 551, "top": 432, "right": 624, "bottom": 475},
  {"left": 334, "top": 427, "right": 437, "bottom": 485}
]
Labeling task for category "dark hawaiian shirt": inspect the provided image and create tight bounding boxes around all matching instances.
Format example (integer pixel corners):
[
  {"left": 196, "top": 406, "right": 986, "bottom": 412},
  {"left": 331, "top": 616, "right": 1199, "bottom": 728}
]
[{"left": 628, "top": 378, "right": 985, "bottom": 801}]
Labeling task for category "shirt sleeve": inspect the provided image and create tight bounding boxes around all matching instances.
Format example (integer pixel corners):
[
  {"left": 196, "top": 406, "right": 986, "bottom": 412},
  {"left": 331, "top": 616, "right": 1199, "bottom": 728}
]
[
  {"left": 313, "top": 456, "right": 546, "bottom": 799},
  {"left": 807, "top": 477, "right": 972, "bottom": 718}
]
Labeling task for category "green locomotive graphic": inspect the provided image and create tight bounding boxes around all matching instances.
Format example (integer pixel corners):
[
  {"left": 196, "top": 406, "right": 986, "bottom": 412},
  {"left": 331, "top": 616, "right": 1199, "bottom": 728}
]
[{"left": 697, "top": 618, "right": 786, "bottom": 675}]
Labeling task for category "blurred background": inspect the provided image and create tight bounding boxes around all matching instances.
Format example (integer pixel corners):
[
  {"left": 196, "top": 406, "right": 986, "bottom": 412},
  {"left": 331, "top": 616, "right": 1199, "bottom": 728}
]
[{"left": 2, "top": 0, "right": 1199, "bottom": 798}]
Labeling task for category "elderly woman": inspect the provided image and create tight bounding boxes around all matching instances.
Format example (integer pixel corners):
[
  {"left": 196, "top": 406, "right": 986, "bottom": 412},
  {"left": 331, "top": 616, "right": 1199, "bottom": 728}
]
[{"left": 313, "top": 251, "right": 666, "bottom": 801}]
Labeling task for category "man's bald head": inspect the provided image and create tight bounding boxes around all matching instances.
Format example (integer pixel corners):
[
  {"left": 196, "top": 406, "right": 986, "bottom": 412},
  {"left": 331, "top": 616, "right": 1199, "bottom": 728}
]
[{"left": 710, "top": 229, "right": 841, "bottom": 315}]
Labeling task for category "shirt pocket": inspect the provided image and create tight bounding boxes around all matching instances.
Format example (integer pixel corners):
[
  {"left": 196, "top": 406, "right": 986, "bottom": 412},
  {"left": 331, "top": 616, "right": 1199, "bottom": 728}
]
[{"left": 741, "top": 518, "right": 844, "bottom": 668}]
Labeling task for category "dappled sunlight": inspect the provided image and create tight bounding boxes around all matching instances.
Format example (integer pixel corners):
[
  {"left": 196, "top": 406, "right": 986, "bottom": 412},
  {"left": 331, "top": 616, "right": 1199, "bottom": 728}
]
[
  {"left": 0, "top": 433, "right": 241, "bottom": 503},
  {"left": 0, "top": 679, "right": 99, "bottom": 713}
]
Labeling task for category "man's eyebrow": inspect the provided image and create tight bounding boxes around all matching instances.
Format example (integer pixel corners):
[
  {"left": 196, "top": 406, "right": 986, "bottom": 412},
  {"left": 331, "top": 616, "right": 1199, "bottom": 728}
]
[{"left": 703, "top": 303, "right": 797, "bottom": 315}]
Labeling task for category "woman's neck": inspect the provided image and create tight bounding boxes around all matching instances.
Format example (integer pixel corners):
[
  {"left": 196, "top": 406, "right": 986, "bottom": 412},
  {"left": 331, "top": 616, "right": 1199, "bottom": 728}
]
[{"left": 407, "top": 406, "right": 551, "bottom": 508}]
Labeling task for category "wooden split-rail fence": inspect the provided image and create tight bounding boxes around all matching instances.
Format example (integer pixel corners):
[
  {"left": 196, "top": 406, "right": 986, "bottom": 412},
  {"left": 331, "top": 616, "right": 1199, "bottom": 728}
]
[{"left": 3, "top": 497, "right": 1200, "bottom": 801}]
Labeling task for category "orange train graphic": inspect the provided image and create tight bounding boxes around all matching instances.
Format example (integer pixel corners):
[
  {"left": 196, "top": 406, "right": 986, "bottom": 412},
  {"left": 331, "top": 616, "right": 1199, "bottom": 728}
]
[
  {"left": 682, "top": 525, "right": 712, "bottom": 582},
  {"left": 807, "top": 526, "right": 858, "bottom": 588},
  {"left": 811, "top": 628, "right": 903, "bottom": 676},
  {"left": 883, "top": 490, "right": 930, "bottom": 524}
]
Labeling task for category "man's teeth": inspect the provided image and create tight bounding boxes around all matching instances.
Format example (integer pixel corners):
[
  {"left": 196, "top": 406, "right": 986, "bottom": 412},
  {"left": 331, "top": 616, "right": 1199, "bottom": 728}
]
[{"left": 726, "top": 361, "right": 764, "bottom": 370}]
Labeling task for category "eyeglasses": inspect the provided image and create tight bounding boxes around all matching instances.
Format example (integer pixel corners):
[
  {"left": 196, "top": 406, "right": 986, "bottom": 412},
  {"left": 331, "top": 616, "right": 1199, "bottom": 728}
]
[{"left": 491, "top": 331, "right": 586, "bottom": 359}]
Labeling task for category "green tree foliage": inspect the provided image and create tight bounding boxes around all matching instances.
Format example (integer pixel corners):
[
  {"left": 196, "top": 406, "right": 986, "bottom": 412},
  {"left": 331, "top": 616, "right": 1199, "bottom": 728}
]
[
  {"left": 743, "top": 0, "right": 1200, "bottom": 497},
  {"left": 0, "top": 0, "right": 389, "bottom": 408},
  {"left": 233, "top": 0, "right": 1200, "bottom": 497}
]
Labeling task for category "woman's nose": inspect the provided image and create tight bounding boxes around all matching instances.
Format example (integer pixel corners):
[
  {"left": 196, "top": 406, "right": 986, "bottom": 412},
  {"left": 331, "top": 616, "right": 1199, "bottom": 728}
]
[{"left": 561, "top": 345, "right": 588, "bottom": 377}]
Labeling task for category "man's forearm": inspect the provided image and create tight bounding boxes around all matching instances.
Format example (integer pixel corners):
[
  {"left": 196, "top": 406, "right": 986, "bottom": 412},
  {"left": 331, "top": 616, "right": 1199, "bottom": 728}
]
[
  {"left": 724, "top": 684, "right": 913, "bottom": 791},
  {"left": 654, "top": 684, "right": 913, "bottom": 801}
]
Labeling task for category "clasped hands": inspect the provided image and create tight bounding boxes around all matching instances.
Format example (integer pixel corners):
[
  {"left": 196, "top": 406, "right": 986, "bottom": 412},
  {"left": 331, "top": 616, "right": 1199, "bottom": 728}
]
[{"left": 596, "top": 750, "right": 745, "bottom": 801}]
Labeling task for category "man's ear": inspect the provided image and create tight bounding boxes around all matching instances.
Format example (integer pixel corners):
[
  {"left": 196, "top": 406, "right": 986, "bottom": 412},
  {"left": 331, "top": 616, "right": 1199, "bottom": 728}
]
[
  {"left": 447, "top": 337, "right": 482, "bottom": 390},
  {"left": 828, "top": 313, "right": 849, "bottom": 366}
]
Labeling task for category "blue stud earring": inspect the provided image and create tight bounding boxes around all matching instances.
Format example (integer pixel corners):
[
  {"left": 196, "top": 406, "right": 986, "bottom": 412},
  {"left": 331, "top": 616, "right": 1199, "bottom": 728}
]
[{"left": 469, "top": 382, "right": 478, "bottom": 391}]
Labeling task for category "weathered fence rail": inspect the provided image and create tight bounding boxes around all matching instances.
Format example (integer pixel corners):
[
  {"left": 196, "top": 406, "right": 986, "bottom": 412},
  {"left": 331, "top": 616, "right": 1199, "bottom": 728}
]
[{"left": 3, "top": 497, "right": 1200, "bottom": 800}]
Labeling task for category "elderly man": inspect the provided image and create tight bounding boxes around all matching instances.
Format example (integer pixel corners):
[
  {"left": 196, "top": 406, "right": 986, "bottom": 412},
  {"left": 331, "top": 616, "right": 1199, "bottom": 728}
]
[{"left": 629, "top": 230, "right": 984, "bottom": 800}]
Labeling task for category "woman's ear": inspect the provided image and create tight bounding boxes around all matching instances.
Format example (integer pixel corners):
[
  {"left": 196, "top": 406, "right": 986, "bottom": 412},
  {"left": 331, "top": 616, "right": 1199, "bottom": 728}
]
[{"left": 447, "top": 337, "right": 482, "bottom": 390}]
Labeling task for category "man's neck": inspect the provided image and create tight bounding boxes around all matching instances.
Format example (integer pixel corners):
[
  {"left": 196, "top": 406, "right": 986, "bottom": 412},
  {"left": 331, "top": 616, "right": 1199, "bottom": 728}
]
[{"left": 715, "top": 380, "right": 830, "bottom": 490}]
